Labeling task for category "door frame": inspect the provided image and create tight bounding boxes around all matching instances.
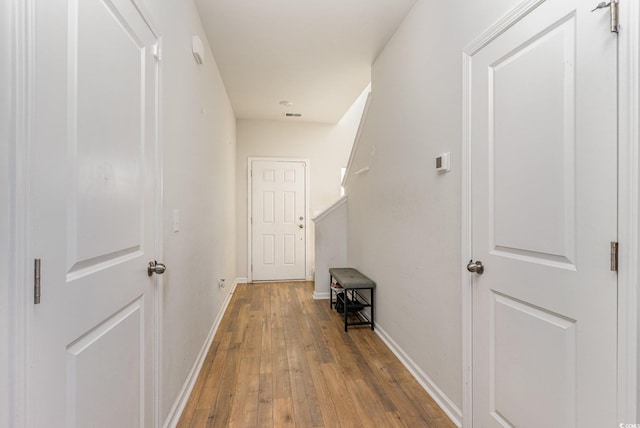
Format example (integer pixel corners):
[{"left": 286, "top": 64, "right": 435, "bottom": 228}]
[
  {"left": 8, "top": 0, "right": 164, "bottom": 426},
  {"left": 8, "top": 0, "right": 31, "bottom": 425},
  {"left": 461, "top": 1, "right": 640, "bottom": 426},
  {"left": 247, "top": 157, "right": 310, "bottom": 283},
  {"left": 616, "top": 0, "right": 639, "bottom": 422}
]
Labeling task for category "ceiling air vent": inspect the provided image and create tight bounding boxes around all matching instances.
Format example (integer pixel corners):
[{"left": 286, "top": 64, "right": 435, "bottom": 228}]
[{"left": 284, "top": 113, "right": 302, "bottom": 118}]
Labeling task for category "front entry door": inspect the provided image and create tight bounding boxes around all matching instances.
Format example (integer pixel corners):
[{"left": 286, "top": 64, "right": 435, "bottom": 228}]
[
  {"left": 31, "top": 0, "right": 159, "bottom": 426},
  {"left": 468, "top": 0, "right": 617, "bottom": 426},
  {"left": 250, "top": 159, "right": 307, "bottom": 281}
]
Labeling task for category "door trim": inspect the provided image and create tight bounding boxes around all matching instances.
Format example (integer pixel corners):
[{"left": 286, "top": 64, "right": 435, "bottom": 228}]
[
  {"left": 247, "top": 157, "right": 310, "bottom": 283},
  {"left": 151, "top": 36, "right": 163, "bottom": 428},
  {"left": 461, "top": 1, "right": 639, "bottom": 426},
  {"left": 10, "top": 1, "right": 163, "bottom": 426},
  {"left": 617, "top": 0, "right": 639, "bottom": 421},
  {"left": 11, "top": 0, "right": 34, "bottom": 425}
]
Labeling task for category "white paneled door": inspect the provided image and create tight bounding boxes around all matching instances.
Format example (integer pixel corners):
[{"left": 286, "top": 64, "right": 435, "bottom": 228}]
[
  {"left": 251, "top": 159, "right": 307, "bottom": 281},
  {"left": 468, "top": 0, "right": 617, "bottom": 426},
  {"left": 31, "top": 0, "right": 159, "bottom": 426}
]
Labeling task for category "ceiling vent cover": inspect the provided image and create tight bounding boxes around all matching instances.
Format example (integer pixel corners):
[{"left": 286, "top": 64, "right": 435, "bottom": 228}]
[{"left": 284, "top": 113, "right": 302, "bottom": 117}]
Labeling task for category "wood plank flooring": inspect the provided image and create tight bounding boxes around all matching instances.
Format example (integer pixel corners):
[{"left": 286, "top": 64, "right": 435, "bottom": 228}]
[{"left": 177, "top": 281, "right": 455, "bottom": 428}]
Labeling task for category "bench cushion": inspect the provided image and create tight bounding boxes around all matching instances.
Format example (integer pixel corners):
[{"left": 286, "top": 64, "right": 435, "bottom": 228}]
[{"left": 329, "top": 268, "right": 375, "bottom": 289}]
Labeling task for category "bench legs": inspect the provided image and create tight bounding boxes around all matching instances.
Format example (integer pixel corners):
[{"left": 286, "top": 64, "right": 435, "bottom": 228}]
[
  {"left": 330, "top": 275, "right": 374, "bottom": 332},
  {"left": 370, "top": 288, "right": 374, "bottom": 330},
  {"left": 344, "top": 297, "right": 349, "bottom": 332}
]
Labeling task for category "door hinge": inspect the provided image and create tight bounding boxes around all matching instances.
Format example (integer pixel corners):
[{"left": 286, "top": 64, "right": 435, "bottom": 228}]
[
  {"left": 610, "top": 241, "right": 619, "bottom": 272},
  {"left": 610, "top": 0, "right": 619, "bottom": 33},
  {"left": 592, "top": 0, "right": 619, "bottom": 33},
  {"left": 34, "top": 259, "right": 41, "bottom": 304}
]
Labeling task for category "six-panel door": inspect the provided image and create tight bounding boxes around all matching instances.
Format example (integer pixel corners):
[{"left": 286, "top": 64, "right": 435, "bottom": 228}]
[{"left": 251, "top": 160, "right": 307, "bottom": 281}]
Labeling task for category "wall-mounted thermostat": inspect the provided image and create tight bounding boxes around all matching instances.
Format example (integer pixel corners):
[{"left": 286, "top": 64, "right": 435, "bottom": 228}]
[
  {"left": 192, "top": 35, "right": 205, "bottom": 65},
  {"left": 436, "top": 153, "right": 450, "bottom": 172}
]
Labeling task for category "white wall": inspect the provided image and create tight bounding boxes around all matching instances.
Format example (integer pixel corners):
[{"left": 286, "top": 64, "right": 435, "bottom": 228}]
[
  {"left": 1, "top": 0, "right": 12, "bottom": 426},
  {"left": 344, "top": 0, "right": 520, "bottom": 417},
  {"left": 313, "top": 197, "right": 348, "bottom": 298},
  {"left": 145, "top": 0, "right": 237, "bottom": 422},
  {"left": 236, "top": 90, "right": 367, "bottom": 279}
]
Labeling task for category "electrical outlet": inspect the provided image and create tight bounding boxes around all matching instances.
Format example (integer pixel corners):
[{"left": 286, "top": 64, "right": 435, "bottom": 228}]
[{"left": 218, "top": 278, "right": 226, "bottom": 288}]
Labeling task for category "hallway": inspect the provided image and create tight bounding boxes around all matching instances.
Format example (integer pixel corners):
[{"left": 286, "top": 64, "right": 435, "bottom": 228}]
[
  {"left": 178, "top": 282, "right": 454, "bottom": 427},
  {"left": 5, "top": 0, "right": 639, "bottom": 425}
]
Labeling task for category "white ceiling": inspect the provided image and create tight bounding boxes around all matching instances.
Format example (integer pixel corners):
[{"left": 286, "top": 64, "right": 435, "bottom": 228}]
[{"left": 195, "top": 0, "right": 417, "bottom": 123}]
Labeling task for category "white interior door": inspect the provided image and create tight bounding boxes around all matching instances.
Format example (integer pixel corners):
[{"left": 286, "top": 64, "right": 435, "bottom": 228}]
[
  {"left": 468, "top": 0, "right": 617, "bottom": 426},
  {"left": 31, "top": 0, "right": 159, "bottom": 426},
  {"left": 251, "top": 159, "right": 307, "bottom": 281}
]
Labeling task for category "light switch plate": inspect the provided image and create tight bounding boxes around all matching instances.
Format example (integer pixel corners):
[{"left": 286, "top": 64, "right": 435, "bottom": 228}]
[{"left": 436, "top": 153, "right": 451, "bottom": 172}]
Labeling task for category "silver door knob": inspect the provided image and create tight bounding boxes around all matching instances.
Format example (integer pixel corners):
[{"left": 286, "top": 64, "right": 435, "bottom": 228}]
[
  {"left": 467, "top": 260, "right": 484, "bottom": 274},
  {"left": 148, "top": 260, "right": 166, "bottom": 276}
]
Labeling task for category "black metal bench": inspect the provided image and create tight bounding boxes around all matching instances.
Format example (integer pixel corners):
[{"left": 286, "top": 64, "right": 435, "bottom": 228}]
[{"left": 329, "top": 268, "right": 375, "bottom": 332}]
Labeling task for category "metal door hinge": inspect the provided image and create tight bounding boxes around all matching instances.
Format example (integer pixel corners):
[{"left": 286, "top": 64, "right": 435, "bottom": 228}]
[
  {"left": 592, "top": 0, "right": 619, "bottom": 33},
  {"left": 610, "top": 0, "right": 619, "bottom": 33},
  {"left": 610, "top": 241, "right": 619, "bottom": 272},
  {"left": 34, "top": 259, "right": 41, "bottom": 304}
]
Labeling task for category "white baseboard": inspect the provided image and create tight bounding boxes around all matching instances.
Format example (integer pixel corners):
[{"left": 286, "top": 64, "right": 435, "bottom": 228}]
[
  {"left": 236, "top": 277, "right": 248, "bottom": 284},
  {"left": 313, "top": 291, "right": 330, "bottom": 300},
  {"left": 162, "top": 278, "right": 240, "bottom": 428},
  {"left": 374, "top": 324, "right": 462, "bottom": 427}
]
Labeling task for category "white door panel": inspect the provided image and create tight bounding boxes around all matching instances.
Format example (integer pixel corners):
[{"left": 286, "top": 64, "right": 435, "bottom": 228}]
[
  {"left": 66, "top": 300, "right": 144, "bottom": 428},
  {"left": 491, "top": 18, "right": 576, "bottom": 263},
  {"left": 251, "top": 160, "right": 306, "bottom": 281},
  {"left": 469, "top": 0, "right": 617, "bottom": 426},
  {"left": 32, "top": 0, "right": 158, "bottom": 425}
]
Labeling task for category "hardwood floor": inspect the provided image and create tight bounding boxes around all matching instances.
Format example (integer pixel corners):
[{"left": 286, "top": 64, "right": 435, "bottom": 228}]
[{"left": 177, "top": 281, "right": 455, "bottom": 428}]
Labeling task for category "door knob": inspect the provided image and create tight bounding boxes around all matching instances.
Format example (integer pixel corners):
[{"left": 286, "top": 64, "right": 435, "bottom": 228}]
[
  {"left": 298, "top": 224, "right": 304, "bottom": 229},
  {"left": 148, "top": 260, "right": 166, "bottom": 276},
  {"left": 467, "top": 260, "right": 484, "bottom": 274}
]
